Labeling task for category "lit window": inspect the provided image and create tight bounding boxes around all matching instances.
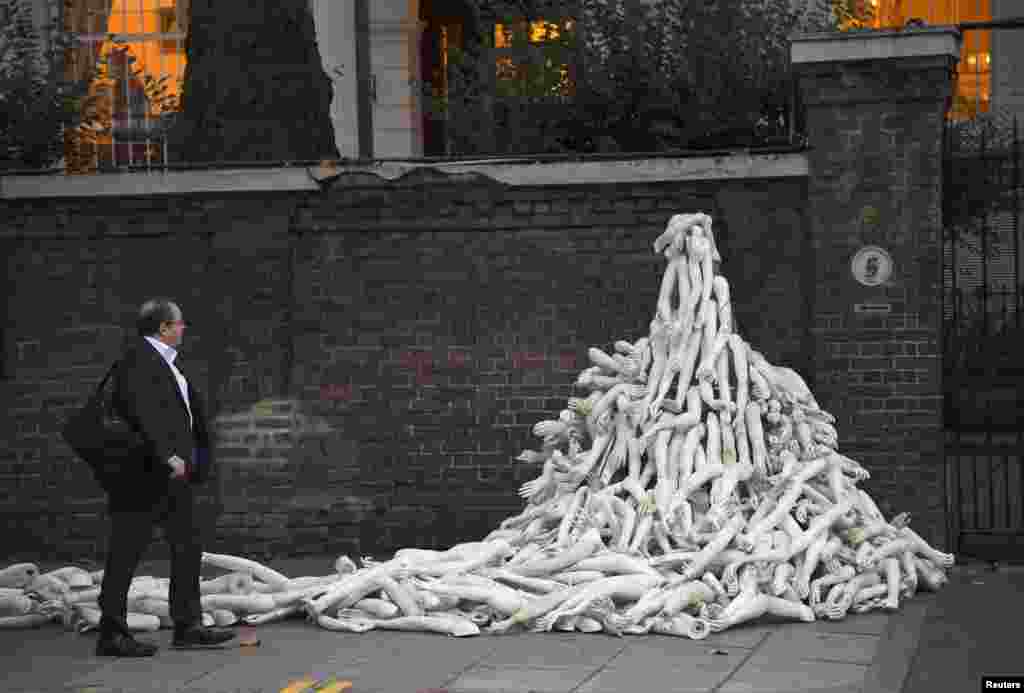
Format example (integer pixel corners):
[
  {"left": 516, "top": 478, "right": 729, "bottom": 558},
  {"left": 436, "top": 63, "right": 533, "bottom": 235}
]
[
  {"left": 869, "top": 0, "right": 991, "bottom": 120},
  {"left": 965, "top": 52, "right": 990, "bottom": 71},
  {"left": 493, "top": 18, "right": 575, "bottom": 98},
  {"left": 159, "top": 4, "right": 179, "bottom": 54},
  {"left": 65, "top": 0, "right": 189, "bottom": 169},
  {"left": 494, "top": 19, "right": 573, "bottom": 48}
]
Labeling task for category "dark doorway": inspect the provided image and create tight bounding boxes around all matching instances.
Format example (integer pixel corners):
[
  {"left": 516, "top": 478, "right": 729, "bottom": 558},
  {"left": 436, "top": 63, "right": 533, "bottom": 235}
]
[{"left": 420, "top": 0, "right": 472, "bottom": 156}]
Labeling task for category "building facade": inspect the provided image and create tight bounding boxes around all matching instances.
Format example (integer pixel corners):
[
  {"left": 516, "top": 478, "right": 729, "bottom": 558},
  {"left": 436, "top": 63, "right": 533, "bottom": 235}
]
[{"left": 13, "top": 0, "right": 1021, "bottom": 165}]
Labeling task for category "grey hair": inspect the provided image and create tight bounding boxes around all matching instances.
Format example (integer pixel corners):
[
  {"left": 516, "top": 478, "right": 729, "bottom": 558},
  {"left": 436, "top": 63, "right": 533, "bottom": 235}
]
[{"left": 136, "top": 298, "right": 180, "bottom": 337}]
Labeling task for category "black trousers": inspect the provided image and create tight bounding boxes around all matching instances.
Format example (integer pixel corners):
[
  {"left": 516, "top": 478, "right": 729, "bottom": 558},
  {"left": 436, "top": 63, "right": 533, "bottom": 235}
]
[{"left": 98, "top": 478, "right": 203, "bottom": 635}]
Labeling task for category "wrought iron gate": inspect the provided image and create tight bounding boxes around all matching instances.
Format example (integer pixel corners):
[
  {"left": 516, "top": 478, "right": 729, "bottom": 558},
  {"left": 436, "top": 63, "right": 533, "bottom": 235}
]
[{"left": 943, "top": 103, "right": 1024, "bottom": 562}]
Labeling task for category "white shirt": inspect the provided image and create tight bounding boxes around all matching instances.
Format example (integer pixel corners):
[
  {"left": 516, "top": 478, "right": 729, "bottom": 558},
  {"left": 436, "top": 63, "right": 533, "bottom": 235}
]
[{"left": 144, "top": 336, "right": 193, "bottom": 431}]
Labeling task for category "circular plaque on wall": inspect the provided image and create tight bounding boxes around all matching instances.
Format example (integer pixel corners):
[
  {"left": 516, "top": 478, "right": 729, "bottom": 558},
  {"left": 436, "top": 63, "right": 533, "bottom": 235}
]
[{"left": 851, "top": 246, "right": 893, "bottom": 287}]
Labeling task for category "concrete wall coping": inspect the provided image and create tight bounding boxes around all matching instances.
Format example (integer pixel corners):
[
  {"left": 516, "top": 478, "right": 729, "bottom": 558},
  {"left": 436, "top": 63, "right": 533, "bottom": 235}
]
[
  {"left": 0, "top": 152, "right": 808, "bottom": 200},
  {"left": 791, "top": 26, "right": 963, "bottom": 65}
]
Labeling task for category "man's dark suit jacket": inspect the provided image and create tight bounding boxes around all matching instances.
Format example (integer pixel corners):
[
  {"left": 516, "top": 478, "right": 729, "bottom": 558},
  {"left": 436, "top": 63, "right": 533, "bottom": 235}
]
[{"left": 110, "top": 336, "right": 213, "bottom": 511}]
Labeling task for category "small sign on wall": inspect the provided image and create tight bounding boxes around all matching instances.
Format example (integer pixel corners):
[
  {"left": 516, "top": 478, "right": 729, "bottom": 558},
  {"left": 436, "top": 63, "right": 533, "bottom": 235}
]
[
  {"left": 854, "top": 303, "right": 892, "bottom": 315},
  {"left": 851, "top": 246, "right": 893, "bottom": 287}
]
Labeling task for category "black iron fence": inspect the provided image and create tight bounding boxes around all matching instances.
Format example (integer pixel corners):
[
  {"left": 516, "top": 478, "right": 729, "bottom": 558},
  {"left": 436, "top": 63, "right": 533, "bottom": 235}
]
[
  {"left": 943, "top": 110, "right": 1024, "bottom": 430},
  {"left": 943, "top": 110, "right": 1023, "bottom": 337},
  {"left": 943, "top": 25, "right": 1024, "bottom": 562},
  {"left": 945, "top": 285, "right": 1024, "bottom": 342}
]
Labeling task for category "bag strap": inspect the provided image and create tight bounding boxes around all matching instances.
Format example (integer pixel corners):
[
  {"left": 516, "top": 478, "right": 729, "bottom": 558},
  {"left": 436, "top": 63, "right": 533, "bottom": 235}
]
[{"left": 94, "top": 359, "right": 122, "bottom": 397}]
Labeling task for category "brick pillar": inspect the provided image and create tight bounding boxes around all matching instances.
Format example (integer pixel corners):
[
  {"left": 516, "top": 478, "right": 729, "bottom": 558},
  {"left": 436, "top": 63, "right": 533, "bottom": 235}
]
[{"left": 792, "top": 28, "right": 961, "bottom": 551}]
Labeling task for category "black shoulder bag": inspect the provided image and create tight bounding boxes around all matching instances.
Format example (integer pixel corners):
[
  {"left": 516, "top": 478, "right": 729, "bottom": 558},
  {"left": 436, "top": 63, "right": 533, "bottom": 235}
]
[{"left": 61, "top": 360, "right": 147, "bottom": 493}]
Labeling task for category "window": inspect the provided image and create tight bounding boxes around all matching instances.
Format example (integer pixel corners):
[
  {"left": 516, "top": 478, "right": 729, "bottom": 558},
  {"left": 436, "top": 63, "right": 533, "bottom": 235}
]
[
  {"left": 158, "top": 5, "right": 179, "bottom": 54},
  {"left": 421, "top": 6, "right": 578, "bottom": 154},
  {"left": 492, "top": 18, "right": 575, "bottom": 99},
  {"left": 64, "top": 0, "right": 189, "bottom": 169},
  {"left": 869, "top": 0, "right": 992, "bottom": 120}
]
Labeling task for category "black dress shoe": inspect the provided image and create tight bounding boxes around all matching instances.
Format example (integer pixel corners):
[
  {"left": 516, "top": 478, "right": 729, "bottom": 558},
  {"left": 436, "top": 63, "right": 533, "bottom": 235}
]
[
  {"left": 96, "top": 631, "right": 159, "bottom": 657},
  {"left": 172, "top": 625, "right": 237, "bottom": 649}
]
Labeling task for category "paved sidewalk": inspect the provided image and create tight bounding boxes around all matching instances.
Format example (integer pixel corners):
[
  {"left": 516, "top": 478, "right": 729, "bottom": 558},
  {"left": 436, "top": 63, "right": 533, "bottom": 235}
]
[
  {"left": 901, "top": 561, "right": 1024, "bottom": 693},
  {"left": 0, "top": 555, "right": 1001, "bottom": 693}
]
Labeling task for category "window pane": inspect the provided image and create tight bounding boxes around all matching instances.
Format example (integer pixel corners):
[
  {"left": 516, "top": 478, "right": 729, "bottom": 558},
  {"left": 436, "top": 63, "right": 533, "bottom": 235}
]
[
  {"left": 492, "top": 15, "right": 575, "bottom": 102},
  {"left": 495, "top": 23, "right": 512, "bottom": 48},
  {"left": 159, "top": 6, "right": 177, "bottom": 32},
  {"left": 529, "top": 20, "right": 559, "bottom": 42}
]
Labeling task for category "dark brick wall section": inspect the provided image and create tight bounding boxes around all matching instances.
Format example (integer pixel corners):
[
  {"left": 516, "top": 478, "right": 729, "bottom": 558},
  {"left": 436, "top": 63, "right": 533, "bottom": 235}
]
[
  {"left": 796, "top": 54, "right": 956, "bottom": 551},
  {"left": 1, "top": 193, "right": 305, "bottom": 561},
  {"left": 0, "top": 173, "right": 811, "bottom": 561},
  {"left": 292, "top": 175, "right": 811, "bottom": 555}
]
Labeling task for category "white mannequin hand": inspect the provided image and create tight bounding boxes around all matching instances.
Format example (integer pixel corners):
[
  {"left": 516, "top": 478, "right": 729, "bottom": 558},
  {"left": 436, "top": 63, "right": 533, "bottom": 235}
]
[{"left": 167, "top": 455, "right": 187, "bottom": 479}]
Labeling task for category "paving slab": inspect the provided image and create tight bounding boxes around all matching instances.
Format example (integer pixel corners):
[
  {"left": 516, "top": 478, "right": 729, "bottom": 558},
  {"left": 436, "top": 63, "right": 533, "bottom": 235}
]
[
  {"left": 322, "top": 633, "right": 503, "bottom": 693},
  {"left": 184, "top": 629, "right": 499, "bottom": 693},
  {"left": 63, "top": 630, "right": 267, "bottom": 693},
  {"left": 795, "top": 611, "right": 893, "bottom": 637},
  {"left": 313, "top": 629, "right": 501, "bottom": 668},
  {"left": 261, "top": 660, "right": 459, "bottom": 693},
  {"left": 692, "top": 624, "right": 775, "bottom": 650},
  {"left": 174, "top": 650, "right": 351, "bottom": 693},
  {"left": 446, "top": 664, "right": 599, "bottom": 693},
  {"left": 614, "top": 637, "right": 752, "bottom": 663},
  {"left": 3, "top": 629, "right": 114, "bottom": 693},
  {"left": 65, "top": 658, "right": 227, "bottom": 693},
  {"left": 473, "top": 633, "right": 627, "bottom": 670},
  {"left": 752, "top": 629, "right": 880, "bottom": 666},
  {"left": 575, "top": 644, "right": 747, "bottom": 693},
  {"left": 901, "top": 568, "right": 1024, "bottom": 693},
  {"left": 856, "top": 593, "right": 933, "bottom": 693},
  {"left": 716, "top": 657, "right": 869, "bottom": 693}
]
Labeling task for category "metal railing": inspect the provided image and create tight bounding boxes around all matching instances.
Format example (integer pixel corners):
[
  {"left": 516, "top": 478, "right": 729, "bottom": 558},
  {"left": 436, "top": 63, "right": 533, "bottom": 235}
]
[{"left": 945, "top": 285, "right": 1024, "bottom": 335}]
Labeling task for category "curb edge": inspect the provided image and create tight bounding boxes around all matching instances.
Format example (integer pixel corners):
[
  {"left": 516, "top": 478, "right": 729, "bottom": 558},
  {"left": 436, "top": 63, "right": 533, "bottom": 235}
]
[{"left": 857, "top": 595, "right": 935, "bottom": 693}]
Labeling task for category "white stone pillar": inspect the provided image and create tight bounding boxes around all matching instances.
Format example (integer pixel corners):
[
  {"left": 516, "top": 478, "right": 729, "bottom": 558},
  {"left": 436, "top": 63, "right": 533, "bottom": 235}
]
[
  {"left": 369, "top": 0, "right": 425, "bottom": 158},
  {"left": 310, "top": 0, "right": 359, "bottom": 158}
]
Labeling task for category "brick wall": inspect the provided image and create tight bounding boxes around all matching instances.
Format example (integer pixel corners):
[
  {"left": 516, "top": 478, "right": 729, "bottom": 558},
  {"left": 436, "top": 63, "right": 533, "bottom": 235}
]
[
  {"left": 1, "top": 193, "right": 303, "bottom": 562},
  {"left": 0, "top": 172, "right": 812, "bottom": 562},
  {"left": 0, "top": 33, "right": 962, "bottom": 563}
]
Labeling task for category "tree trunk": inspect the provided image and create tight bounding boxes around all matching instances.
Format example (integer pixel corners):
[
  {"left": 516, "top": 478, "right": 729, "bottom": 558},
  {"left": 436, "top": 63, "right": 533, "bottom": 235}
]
[{"left": 168, "top": 0, "right": 339, "bottom": 164}]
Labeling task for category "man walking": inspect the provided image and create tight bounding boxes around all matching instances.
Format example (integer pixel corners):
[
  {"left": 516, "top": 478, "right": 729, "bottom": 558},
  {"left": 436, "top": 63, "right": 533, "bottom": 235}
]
[{"left": 96, "top": 298, "right": 235, "bottom": 657}]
